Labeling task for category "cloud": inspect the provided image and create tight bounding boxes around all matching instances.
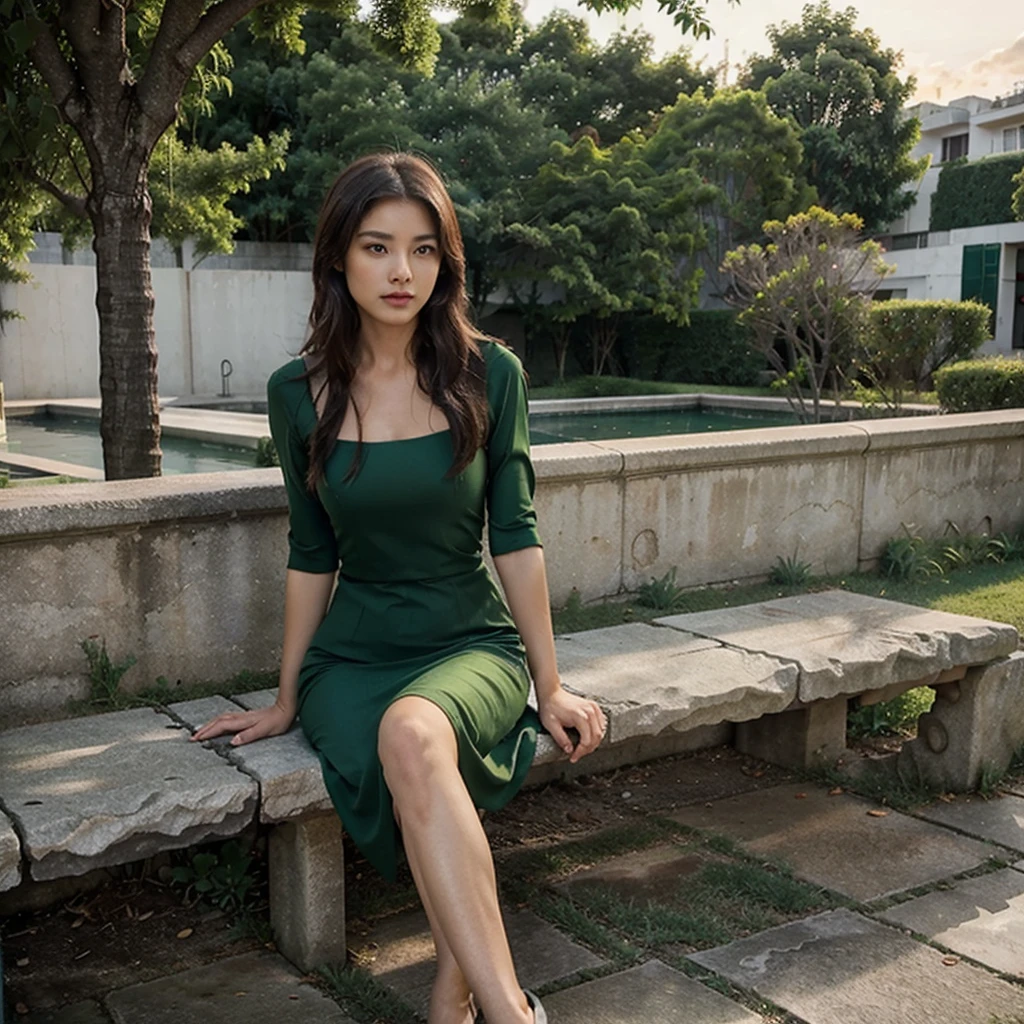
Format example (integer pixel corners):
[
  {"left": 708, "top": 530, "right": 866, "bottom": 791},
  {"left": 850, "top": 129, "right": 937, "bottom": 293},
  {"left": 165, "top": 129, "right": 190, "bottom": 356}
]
[{"left": 909, "top": 34, "right": 1024, "bottom": 102}]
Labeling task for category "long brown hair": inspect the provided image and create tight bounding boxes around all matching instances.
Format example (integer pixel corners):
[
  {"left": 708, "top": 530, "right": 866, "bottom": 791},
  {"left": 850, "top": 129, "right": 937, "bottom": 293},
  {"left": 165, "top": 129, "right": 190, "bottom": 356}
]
[{"left": 301, "top": 151, "right": 489, "bottom": 488}]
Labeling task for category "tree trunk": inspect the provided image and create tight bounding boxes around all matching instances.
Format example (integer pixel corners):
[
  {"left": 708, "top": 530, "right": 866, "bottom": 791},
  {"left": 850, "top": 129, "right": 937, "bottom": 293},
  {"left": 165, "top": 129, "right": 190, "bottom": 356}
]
[{"left": 91, "top": 179, "right": 162, "bottom": 479}]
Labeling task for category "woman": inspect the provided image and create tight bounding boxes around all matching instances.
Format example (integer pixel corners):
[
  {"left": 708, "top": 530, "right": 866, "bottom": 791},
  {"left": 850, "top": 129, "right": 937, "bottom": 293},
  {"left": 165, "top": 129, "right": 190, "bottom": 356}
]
[{"left": 192, "top": 152, "right": 606, "bottom": 1024}]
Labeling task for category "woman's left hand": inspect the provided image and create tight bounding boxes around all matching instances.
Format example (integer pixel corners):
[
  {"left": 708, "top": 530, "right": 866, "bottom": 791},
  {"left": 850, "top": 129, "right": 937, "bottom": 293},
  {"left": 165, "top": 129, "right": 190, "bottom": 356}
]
[{"left": 538, "top": 687, "right": 607, "bottom": 764}]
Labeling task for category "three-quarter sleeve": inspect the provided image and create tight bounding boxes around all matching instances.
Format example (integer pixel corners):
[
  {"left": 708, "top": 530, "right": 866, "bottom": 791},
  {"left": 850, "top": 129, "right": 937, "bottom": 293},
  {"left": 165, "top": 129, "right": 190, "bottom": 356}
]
[
  {"left": 485, "top": 344, "right": 542, "bottom": 555},
  {"left": 267, "top": 368, "right": 339, "bottom": 574}
]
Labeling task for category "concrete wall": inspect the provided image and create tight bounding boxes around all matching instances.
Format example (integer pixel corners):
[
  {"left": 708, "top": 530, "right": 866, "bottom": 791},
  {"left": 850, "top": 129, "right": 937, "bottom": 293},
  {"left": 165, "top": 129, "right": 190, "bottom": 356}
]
[
  {"left": 2, "top": 410, "right": 1023, "bottom": 723},
  {"left": 0, "top": 236, "right": 314, "bottom": 401}
]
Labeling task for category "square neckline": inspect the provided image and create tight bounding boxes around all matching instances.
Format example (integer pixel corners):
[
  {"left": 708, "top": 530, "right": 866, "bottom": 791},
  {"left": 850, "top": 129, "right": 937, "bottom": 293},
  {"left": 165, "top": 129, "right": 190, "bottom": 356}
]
[{"left": 300, "top": 355, "right": 452, "bottom": 445}]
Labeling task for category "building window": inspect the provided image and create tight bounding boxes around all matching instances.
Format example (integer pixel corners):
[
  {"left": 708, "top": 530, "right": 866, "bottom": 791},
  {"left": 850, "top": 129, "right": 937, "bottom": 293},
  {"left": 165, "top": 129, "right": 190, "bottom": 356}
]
[
  {"left": 1003, "top": 126, "right": 1022, "bottom": 152},
  {"left": 942, "top": 133, "right": 969, "bottom": 161}
]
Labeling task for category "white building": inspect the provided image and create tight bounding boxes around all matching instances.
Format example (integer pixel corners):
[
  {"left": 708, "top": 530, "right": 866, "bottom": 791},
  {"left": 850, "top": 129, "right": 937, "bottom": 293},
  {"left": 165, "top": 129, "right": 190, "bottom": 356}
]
[{"left": 878, "top": 90, "right": 1024, "bottom": 355}]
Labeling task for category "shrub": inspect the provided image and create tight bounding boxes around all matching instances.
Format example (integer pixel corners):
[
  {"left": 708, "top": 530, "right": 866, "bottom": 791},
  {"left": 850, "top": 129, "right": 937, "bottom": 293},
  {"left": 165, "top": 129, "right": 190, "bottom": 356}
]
[
  {"left": 930, "top": 152, "right": 1024, "bottom": 231},
  {"left": 934, "top": 356, "right": 1024, "bottom": 412},
  {"left": 619, "top": 310, "right": 765, "bottom": 387},
  {"left": 861, "top": 299, "right": 991, "bottom": 391}
]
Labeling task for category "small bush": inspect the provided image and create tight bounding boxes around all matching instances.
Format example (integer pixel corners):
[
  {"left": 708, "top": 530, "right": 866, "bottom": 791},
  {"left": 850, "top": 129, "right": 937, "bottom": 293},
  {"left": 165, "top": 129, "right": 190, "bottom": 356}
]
[
  {"left": 768, "top": 554, "right": 812, "bottom": 586},
  {"left": 861, "top": 299, "right": 991, "bottom": 391},
  {"left": 848, "top": 686, "right": 935, "bottom": 739},
  {"left": 637, "top": 567, "right": 687, "bottom": 611},
  {"left": 934, "top": 356, "right": 1024, "bottom": 412},
  {"left": 255, "top": 436, "right": 279, "bottom": 467},
  {"left": 620, "top": 310, "right": 766, "bottom": 387},
  {"left": 80, "top": 636, "right": 137, "bottom": 707}
]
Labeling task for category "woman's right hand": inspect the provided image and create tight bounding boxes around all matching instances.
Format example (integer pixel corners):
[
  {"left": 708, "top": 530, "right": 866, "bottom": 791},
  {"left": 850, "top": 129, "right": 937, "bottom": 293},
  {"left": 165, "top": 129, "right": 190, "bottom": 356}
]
[{"left": 190, "top": 701, "right": 296, "bottom": 747}]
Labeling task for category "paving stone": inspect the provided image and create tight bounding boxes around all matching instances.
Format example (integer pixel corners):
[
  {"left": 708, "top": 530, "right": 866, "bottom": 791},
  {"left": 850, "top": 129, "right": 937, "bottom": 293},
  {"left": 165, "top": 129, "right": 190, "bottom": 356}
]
[
  {"left": 916, "top": 792, "right": 1024, "bottom": 855},
  {"left": 879, "top": 867, "right": 1024, "bottom": 977},
  {"left": 690, "top": 908, "right": 1024, "bottom": 1024},
  {"left": 352, "top": 907, "right": 604, "bottom": 1015},
  {"left": 22, "top": 999, "right": 109, "bottom": 1024},
  {"left": 556, "top": 623, "right": 798, "bottom": 742},
  {"left": 670, "top": 783, "right": 992, "bottom": 901},
  {"left": 104, "top": 950, "right": 353, "bottom": 1024},
  {"left": 170, "top": 695, "right": 330, "bottom": 823},
  {"left": 657, "top": 590, "right": 1018, "bottom": 703},
  {"left": 556, "top": 844, "right": 705, "bottom": 903},
  {"left": 541, "top": 959, "right": 760, "bottom": 1024},
  {"left": 0, "top": 708, "right": 257, "bottom": 880},
  {"left": 1, "top": 806, "right": 22, "bottom": 891}
]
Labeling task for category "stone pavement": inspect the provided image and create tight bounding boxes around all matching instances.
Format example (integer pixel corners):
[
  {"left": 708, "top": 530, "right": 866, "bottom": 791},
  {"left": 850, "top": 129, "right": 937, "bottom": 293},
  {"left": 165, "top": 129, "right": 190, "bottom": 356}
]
[{"left": 9, "top": 767, "right": 1024, "bottom": 1023}]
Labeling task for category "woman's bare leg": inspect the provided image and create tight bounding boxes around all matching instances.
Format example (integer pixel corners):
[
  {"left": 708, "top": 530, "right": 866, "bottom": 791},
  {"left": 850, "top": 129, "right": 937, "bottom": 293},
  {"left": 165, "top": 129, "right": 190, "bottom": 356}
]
[{"left": 379, "top": 696, "right": 532, "bottom": 1024}]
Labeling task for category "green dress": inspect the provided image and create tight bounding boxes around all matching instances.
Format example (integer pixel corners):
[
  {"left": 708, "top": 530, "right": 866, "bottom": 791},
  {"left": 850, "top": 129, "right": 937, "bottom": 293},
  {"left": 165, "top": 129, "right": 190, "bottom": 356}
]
[{"left": 267, "top": 340, "right": 541, "bottom": 880}]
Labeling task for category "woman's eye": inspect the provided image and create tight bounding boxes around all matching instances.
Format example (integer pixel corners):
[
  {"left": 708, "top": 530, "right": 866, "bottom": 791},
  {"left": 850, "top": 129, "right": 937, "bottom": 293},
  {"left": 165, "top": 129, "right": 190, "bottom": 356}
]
[
  {"left": 367, "top": 244, "right": 386, "bottom": 253},
  {"left": 416, "top": 245, "right": 436, "bottom": 255}
]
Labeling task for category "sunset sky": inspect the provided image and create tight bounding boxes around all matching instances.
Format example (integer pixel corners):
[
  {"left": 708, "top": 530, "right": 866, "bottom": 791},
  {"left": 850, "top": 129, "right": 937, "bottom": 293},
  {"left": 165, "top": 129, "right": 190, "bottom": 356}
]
[{"left": 519, "top": 0, "right": 1024, "bottom": 104}]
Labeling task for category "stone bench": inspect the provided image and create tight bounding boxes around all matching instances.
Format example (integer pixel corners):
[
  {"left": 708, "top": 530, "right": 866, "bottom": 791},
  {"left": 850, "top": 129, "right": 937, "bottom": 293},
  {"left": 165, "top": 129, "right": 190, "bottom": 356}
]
[{"left": 1, "top": 591, "right": 1020, "bottom": 974}]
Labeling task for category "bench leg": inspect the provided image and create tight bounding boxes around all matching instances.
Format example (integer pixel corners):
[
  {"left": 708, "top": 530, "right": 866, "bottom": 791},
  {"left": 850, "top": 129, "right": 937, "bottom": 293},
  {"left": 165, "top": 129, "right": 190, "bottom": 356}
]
[
  {"left": 735, "top": 696, "right": 847, "bottom": 769},
  {"left": 897, "top": 652, "right": 1024, "bottom": 791},
  {"left": 269, "top": 812, "right": 346, "bottom": 972}
]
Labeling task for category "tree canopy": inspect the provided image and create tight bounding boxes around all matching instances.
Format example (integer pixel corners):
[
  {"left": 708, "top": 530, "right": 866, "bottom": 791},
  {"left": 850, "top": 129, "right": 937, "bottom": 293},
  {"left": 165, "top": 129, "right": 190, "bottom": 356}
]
[{"left": 741, "top": 2, "right": 926, "bottom": 231}]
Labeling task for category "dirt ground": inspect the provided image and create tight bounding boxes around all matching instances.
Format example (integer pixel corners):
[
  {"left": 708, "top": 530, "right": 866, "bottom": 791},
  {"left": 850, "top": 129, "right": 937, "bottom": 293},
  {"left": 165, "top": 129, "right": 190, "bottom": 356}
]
[{"left": 0, "top": 746, "right": 795, "bottom": 1015}]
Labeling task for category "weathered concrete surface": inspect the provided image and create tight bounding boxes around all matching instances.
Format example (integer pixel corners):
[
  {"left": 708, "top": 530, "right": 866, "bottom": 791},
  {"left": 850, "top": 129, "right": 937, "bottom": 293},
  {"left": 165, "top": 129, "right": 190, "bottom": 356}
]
[
  {"left": 555, "top": 623, "right": 798, "bottom": 743},
  {"left": 104, "top": 950, "right": 354, "bottom": 1024},
  {"left": 268, "top": 812, "right": 346, "bottom": 972},
  {"left": 22, "top": 1000, "right": 109, "bottom": 1024},
  {"left": 916, "top": 792, "right": 1024, "bottom": 856},
  {"left": 671, "top": 783, "right": 992, "bottom": 901},
  {"left": 556, "top": 844, "right": 705, "bottom": 903},
  {"left": 735, "top": 695, "right": 847, "bottom": 769},
  {"left": 1, "top": 807, "right": 22, "bottom": 891},
  {"left": 0, "top": 708, "right": 257, "bottom": 879},
  {"left": 170, "top": 693, "right": 331, "bottom": 823},
  {"left": 658, "top": 590, "right": 1017, "bottom": 703},
  {"left": 353, "top": 907, "right": 604, "bottom": 1016},
  {"left": 897, "top": 653, "right": 1024, "bottom": 792},
  {"left": 690, "top": 908, "right": 1024, "bottom": 1024},
  {"left": 541, "top": 959, "right": 761, "bottom": 1024},
  {"left": 879, "top": 867, "right": 1024, "bottom": 976}
]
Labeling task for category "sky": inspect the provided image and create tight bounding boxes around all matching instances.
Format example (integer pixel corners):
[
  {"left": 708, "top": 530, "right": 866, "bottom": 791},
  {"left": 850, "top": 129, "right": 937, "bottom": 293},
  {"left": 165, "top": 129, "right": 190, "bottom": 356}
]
[{"left": 516, "top": 0, "right": 1024, "bottom": 104}]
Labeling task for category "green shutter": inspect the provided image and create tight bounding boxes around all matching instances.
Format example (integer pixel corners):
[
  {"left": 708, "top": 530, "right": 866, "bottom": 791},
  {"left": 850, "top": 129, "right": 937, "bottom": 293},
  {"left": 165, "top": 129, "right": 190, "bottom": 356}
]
[
  {"left": 961, "top": 245, "right": 984, "bottom": 302},
  {"left": 962, "top": 243, "right": 1001, "bottom": 327}
]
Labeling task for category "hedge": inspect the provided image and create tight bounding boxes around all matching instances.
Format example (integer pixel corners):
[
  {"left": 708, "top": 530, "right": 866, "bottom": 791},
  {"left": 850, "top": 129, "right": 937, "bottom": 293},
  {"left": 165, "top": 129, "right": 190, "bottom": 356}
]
[
  {"left": 934, "top": 356, "right": 1024, "bottom": 411},
  {"left": 931, "top": 152, "right": 1024, "bottom": 231},
  {"left": 863, "top": 299, "right": 991, "bottom": 389},
  {"left": 618, "top": 310, "right": 765, "bottom": 386}
]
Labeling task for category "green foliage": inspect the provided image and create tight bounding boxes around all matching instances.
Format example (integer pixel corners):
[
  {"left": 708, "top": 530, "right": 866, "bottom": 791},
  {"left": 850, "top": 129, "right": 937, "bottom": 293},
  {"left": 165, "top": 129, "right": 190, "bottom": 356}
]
[
  {"left": 255, "top": 436, "right": 280, "bottom": 467},
  {"left": 0, "top": 468, "right": 9, "bottom": 488},
  {"left": 768, "top": 554, "right": 813, "bottom": 586},
  {"left": 150, "top": 131, "right": 289, "bottom": 260},
  {"left": 934, "top": 356, "right": 1024, "bottom": 412},
  {"left": 880, "top": 527, "right": 945, "bottom": 581},
  {"left": 644, "top": 88, "right": 814, "bottom": 299},
  {"left": 80, "top": 637, "right": 138, "bottom": 707},
  {"left": 847, "top": 686, "right": 935, "bottom": 739},
  {"left": 723, "top": 205, "right": 894, "bottom": 421},
  {"left": 503, "top": 133, "right": 712, "bottom": 375},
  {"left": 741, "top": 2, "right": 926, "bottom": 231},
  {"left": 858, "top": 299, "right": 992, "bottom": 395},
  {"left": 931, "top": 152, "right": 1024, "bottom": 231},
  {"left": 619, "top": 311, "right": 766, "bottom": 387},
  {"left": 637, "top": 567, "right": 687, "bottom": 611},
  {"left": 170, "top": 838, "right": 260, "bottom": 914}
]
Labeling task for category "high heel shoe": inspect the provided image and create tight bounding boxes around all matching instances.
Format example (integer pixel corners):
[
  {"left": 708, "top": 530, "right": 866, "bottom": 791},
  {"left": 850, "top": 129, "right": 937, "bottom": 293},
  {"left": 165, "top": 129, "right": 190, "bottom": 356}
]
[
  {"left": 473, "top": 989, "right": 547, "bottom": 1024},
  {"left": 524, "top": 989, "right": 548, "bottom": 1023}
]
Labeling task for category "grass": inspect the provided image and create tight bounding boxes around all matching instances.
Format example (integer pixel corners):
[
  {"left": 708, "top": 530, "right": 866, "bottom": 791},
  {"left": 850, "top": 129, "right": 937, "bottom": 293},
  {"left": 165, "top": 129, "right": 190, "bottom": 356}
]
[
  {"left": 495, "top": 818, "right": 834, "bottom": 963},
  {"left": 554, "top": 559, "right": 1024, "bottom": 638}
]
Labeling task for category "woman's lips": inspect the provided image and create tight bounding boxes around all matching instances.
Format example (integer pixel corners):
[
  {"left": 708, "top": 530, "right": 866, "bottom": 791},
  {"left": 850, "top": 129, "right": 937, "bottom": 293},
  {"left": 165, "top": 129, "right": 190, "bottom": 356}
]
[{"left": 383, "top": 295, "right": 413, "bottom": 307}]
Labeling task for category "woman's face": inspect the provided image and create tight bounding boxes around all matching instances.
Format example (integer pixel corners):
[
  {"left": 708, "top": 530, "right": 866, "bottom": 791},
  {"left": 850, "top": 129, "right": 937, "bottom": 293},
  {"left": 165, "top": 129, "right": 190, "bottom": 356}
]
[{"left": 342, "top": 197, "right": 443, "bottom": 333}]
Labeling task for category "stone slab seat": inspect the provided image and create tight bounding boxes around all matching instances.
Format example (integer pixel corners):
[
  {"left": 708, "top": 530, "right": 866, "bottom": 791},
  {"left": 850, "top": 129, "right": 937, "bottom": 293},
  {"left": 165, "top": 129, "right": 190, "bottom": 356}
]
[{"left": 1, "top": 591, "right": 1020, "bottom": 975}]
